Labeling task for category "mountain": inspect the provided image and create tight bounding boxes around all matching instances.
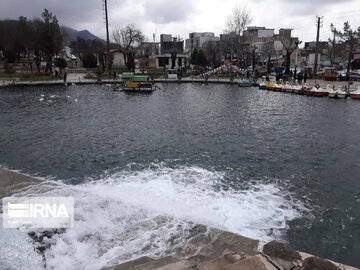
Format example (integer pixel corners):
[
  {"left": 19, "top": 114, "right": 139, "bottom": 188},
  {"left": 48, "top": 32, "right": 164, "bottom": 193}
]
[{"left": 62, "top": 26, "right": 103, "bottom": 44}]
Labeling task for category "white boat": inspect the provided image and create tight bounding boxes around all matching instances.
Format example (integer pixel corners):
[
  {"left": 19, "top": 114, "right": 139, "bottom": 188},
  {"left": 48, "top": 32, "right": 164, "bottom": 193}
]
[
  {"left": 291, "top": 85, "right": 301, "bottom": 94},
  {"left": 282, "top": 83, "right": 293, "bottom": 93},
  {"left": 335, "top": 86, "right": 347, "bottom": 99},
  {"left": 327, "top": 85, "right": 337, "bottom": 98},
  {"left": 309, "top": 84, "right": 329, "bottom": 97},
  {"left": 258, "top": 82, "right": 267, "bottom": 90}
]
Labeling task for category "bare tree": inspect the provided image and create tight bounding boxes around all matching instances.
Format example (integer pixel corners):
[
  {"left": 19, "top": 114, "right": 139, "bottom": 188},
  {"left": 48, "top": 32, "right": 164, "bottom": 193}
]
[
  {"left": 262, "top": 40, "right": 274, "bottom": 74},
  {"left": 203, "top": 40, "right": 221, "bottom": 66},
  {"left": 223, "top": 5, "right": 253, "bottom": 61},
  {"left": 112, "top": 24, "right": 145, "bottom": 71},
  {"left": 280, "top": 38, "right": 301, "bottom": 75},
  {"left": 225, "top": 5, "right": 253, "bottom": 36}
]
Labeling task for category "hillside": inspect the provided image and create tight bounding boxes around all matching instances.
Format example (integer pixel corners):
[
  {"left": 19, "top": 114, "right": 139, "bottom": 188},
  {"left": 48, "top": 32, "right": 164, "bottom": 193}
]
[{"left": 62, "top": 26, "right": 103, "bottom": 44}]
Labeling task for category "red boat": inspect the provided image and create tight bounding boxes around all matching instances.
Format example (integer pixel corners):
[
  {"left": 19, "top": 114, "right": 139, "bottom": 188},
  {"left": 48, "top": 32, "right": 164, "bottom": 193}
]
[
  {"left": 310, "top": 90, "right": 329, "bottom": 97},
  {"left": 273, "top": 85, "right": 282, "bottom": 91},
  {"left": 350, "top": 93, "right": 360, "bottom": 99},
  {"left": 301, "top": 86, "right": 312, "bottom": 95}
]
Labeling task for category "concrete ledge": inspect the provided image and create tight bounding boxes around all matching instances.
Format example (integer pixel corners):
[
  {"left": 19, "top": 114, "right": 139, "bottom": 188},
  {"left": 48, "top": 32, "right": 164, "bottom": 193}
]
[
  {"left": 0, "top": 168, "right": 39, "bottom": 199},
  {"left": 103, "top": 228, "right": 359, "bottom": 270}
]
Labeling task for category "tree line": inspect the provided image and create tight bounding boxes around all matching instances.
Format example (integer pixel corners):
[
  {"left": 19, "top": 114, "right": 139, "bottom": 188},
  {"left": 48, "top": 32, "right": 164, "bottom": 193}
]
[
  {"left": 0, "top": 9, "right": 63, "bottom": 73},
  {"left": 330, "top": 22, "right": 360, "bottom": 75}
]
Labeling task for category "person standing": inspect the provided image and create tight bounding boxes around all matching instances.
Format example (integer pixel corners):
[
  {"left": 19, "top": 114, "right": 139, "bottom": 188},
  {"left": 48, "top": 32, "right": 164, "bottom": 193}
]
[
  {"left": 297, "top": 72, "right": 303, "bottom": 84},
  {"left": 63, "top": 71, "right": 67, "bottom": 83},
  {"left": 304, "top": 72, "right": 308, "bottom": 83}
]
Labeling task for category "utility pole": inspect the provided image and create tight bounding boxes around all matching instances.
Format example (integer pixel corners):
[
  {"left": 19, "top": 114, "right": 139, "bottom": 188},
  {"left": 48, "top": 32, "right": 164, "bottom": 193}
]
[
  {"left": 313, "top": 16, "right": 323, "bottom": 78},
  {"left": 330, "top": 30, "right": 335, "bottom": 66},
  {"left": 103, "top": 0, "right": 111, "bottom": 76}
]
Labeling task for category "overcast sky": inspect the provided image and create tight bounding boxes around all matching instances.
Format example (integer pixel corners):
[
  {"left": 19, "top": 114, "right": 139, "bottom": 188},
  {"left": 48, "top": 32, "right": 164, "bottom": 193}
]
[{"left": 1, "top": 0, "right": 359, "bottom": 44}]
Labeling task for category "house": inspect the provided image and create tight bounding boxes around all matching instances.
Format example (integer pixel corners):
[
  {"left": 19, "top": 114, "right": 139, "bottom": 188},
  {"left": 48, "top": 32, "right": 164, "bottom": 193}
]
[
  {"left": 243, "top": 27, "right": 275, "bottom": 66},
  {"left": 185, "top": 32, "right": 220, "bottom": 52},
  {"left": 239, "top": 27, "right": 300, "bottom": 70},
  {"left": 300, "top": 41, "right": 331, "bottom": 72},
  {"left": 110, "top": 49, "right": 127, "bottom": 68},
  {"left": 155, "top": 35, "right": 187, "bottom": 69},
  {"left": 137, "top": 42, "right": 160, "bottom": 69},
  {"left": 59, "top": 46, "right": 77, "bottom": 67}
]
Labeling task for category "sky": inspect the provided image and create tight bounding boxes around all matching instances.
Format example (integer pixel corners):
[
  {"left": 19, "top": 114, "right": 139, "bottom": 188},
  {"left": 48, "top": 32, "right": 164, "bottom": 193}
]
[{"left": 1, "top": 0, "right": 359, "bottom": 45}]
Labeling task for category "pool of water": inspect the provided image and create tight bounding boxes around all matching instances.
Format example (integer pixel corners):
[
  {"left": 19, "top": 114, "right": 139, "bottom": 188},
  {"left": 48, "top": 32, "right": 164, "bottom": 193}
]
[{"left": 0, "top": 83, "right": 359, "bottom": 269}]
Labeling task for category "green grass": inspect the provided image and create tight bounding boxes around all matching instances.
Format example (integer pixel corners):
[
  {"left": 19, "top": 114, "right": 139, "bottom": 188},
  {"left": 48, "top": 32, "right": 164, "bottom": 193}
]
[
  {"left": 0, "top": 72, "right": 20, "bottom": 78},
  {"left": 22, "top": 75, "right": 56, "bottom": 81}
]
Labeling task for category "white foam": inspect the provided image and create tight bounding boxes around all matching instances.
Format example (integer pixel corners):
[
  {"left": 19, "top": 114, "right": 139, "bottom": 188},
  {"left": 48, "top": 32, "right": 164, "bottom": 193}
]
[
  {"left": 0, "top": 219, "right": 44, "bottom": 269},
  {"left": 0, "top": 165, "right": 309, "bottom": 270}
]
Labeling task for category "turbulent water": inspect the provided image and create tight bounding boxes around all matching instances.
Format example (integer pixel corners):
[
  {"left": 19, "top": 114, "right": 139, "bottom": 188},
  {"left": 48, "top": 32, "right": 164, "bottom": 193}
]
[{"left": 0, "top": 83, "right": 359, "bottom": 269}]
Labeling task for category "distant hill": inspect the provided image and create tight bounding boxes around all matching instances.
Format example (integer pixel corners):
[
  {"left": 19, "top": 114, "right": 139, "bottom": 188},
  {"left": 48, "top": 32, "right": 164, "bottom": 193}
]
[{"left": 62, "top": 26, "right": 103, "bottom": 44}]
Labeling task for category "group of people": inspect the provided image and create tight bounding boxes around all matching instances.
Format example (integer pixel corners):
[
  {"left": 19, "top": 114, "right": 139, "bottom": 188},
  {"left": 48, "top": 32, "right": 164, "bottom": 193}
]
[
  {"left": 294, "top": 71, "right": 308, "bottom": 84},
  {"left": 272, "top": 70, "right": 309, "bottom": 84}
]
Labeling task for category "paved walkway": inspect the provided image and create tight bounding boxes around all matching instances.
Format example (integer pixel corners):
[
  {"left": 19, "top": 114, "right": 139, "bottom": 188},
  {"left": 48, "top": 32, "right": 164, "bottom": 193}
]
[{"left": 1, "top": 73, "right": 360, "bottom": 89}]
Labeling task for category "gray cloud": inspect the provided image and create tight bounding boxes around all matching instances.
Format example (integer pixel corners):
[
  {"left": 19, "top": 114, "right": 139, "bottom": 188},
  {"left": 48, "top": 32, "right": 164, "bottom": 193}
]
[
  {"left": 0, "top": 0, "right": 358, "bottom": 41},
  {"left": 142, "top": 0, "right": 194, "bottom": 24},
  {"left": 0, "top": 0, "right": 105, "bottom": 30},
  {"left": 277, "top": 0, "right": 354, "bottom": 15}
]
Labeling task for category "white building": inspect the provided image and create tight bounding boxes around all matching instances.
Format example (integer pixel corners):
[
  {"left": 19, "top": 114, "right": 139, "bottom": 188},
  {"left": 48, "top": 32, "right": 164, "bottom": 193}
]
[
  {"left": 156, "top": 34, "right": 186, "bottom": 69},
  {"left": 185, "top": 32, "right": 220, "bottom": 51}
]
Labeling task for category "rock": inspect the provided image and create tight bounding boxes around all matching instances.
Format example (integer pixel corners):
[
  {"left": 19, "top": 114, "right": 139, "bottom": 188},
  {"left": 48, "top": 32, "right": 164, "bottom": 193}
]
[
  {"left": 196, "top": 252, "right": 244, "bottom": 270},
  {"left": 255, "top": 255, "right": 278, "bottom": 270},
  {"left": 217, "top": 231, "right": 260, "bottom": 255},
  {"left": 196, "top": 230, "right": 259, "bottom": 259},
  {"left": 150, "top": 259, "right": 193, "bottom": 270},
  {"left": 175, "top": 227, "right": 217, "bottom": 257},
  {"left": 262, "top": 240, "right": 301, "bottom": 261},
  {"left": 0, "top": 168, "right": 39, "bottom": 199},
  {"left": 131, "top": 256, "right": 186, "bottom": 270},
  {"left": 102, "top": 256, "right": 154, "bottom": 270},
  {"left": 222, "top": 255, "right": 269, "bottom": 270},
  {"left": 302, "top": 257, "right": 340, "bottom": 270},
  {"left": 267, "top": 257, "right": 297, "bottom": 270}
]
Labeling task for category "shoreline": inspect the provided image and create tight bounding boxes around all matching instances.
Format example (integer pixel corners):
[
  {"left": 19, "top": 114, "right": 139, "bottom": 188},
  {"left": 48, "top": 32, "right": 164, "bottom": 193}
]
[{"left": 1, "top": 75, "right": 360, "bottom": 88}]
